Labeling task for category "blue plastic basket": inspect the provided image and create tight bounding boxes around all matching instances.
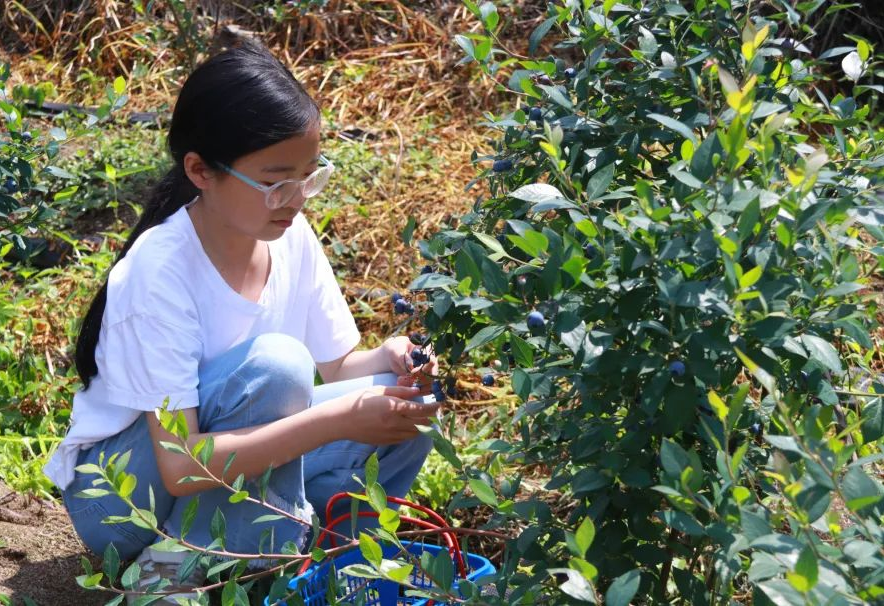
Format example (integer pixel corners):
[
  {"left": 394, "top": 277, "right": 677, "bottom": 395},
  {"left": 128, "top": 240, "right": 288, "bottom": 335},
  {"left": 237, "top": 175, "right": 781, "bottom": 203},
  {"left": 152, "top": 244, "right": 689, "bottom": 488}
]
[{"left": 264, "top": 539, "right": 495, "bottom": 606}]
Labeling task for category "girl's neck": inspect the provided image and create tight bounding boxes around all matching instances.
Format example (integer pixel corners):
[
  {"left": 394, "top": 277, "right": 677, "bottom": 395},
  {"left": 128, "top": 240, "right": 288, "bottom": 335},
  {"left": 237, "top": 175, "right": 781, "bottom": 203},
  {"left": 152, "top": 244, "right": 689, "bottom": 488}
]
[{"left": 187, "top": 196, "right": 265, "bottom": 273}]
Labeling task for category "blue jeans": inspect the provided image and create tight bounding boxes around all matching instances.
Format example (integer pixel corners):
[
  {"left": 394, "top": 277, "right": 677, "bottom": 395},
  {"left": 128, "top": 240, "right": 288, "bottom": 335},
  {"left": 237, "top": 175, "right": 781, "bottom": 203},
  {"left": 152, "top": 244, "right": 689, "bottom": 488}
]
[{"left": 60, "top": 333, "right": 435, "bottom": 561}]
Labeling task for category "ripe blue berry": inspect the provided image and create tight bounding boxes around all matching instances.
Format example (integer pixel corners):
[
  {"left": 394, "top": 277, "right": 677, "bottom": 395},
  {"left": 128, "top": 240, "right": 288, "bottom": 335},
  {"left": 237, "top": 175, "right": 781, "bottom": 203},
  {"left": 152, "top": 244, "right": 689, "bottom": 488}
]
[
  {"left": 750, "top": 422, "right": 762, "bottom": 436},
  {"left": 669, "top": 361, "right": 686, "bottom": 377},
  {"left": 3, "top": 177, "right": 17, "bottom": 194},
  {"left": 564, "top": 67, "right": 577, "bottom": 79},
  {"left": 445, "top": 379, "right": 457, "bottom": 397},
  {"left": 584, "top": 243, "right": 597, "bottom": 258},
  {"left": 411, "top": 348, "right": 430, "bottom": 366},
  {"left": 420, "top": 265, "right": 433, "bottom": 275},
  {"left": 492, "top": 159, "right": 513, "bottom": 173},
  {"left": 21, "top": 132, "right": 32, "bottom": 142},
  {"left": 409, "top": 332, "right": 425, "bottom": 346},
  {"left": 481, "top": 374, "right": 495, "bottom": 387},
  {"left": 527, "top": 311, "right": 545, "bottom": 329},
  {"left": 394, "top": 299, "right": 410, "bottom": 314},
  {"left": 529, "top": 107, "right": 543, "bottom": 122},
  {"left": 391, "top": 292, "right": 403, "bottom": 303}
]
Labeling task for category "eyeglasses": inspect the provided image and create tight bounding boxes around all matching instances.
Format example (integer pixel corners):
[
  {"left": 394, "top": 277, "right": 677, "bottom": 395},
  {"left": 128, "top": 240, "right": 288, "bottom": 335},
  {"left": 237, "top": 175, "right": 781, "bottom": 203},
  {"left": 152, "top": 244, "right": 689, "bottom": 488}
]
[{"left": 218, "top": 154, "right": 335, "bottom": 210}]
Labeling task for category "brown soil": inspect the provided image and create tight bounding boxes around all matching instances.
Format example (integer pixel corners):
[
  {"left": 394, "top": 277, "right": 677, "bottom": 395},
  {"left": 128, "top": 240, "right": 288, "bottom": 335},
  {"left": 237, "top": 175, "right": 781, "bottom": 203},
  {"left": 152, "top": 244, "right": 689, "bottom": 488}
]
[{"left": 0, "top": 483, "right": 111, "bottom": 605}]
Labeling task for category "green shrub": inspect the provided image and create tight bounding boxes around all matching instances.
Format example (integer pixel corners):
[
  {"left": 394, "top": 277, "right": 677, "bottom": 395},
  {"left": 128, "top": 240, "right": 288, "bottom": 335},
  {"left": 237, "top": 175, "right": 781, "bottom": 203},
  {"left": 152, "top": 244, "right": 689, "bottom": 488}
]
[
  {"left": 407, "top": 0, "right": 884, "bottom": 603},
  {"left": 0, "top": 66, "right": 128, "bottom": 252}
]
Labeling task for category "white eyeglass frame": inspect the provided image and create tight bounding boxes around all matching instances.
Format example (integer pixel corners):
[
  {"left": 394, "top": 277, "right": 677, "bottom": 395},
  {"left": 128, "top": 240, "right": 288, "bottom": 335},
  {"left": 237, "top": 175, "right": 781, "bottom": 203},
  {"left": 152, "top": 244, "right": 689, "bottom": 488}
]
[{"left": 218, "top": 154, "right": 335, "bottom": 209}]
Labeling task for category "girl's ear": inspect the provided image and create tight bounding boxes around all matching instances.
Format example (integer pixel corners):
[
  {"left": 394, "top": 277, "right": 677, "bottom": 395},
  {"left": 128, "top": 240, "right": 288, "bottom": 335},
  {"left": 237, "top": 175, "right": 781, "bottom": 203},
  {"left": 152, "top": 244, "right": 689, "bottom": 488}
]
[{"left": 183, "top": 151, "right": 216, "bottom": 190}]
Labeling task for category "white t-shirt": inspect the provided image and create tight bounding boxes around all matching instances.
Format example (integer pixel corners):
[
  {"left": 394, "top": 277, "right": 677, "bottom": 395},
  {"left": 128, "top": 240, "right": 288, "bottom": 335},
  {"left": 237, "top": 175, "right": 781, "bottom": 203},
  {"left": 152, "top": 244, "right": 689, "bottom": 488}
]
[{"left": 44, "top": 202, "right": 361, "bottom": 490}]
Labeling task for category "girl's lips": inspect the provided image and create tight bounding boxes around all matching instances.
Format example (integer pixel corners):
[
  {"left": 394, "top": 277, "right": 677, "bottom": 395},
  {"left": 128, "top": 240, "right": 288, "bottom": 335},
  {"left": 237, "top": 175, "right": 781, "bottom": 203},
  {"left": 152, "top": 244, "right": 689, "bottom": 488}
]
[{"left": 272, "top": 218, "right": 293, "bottom": 227}]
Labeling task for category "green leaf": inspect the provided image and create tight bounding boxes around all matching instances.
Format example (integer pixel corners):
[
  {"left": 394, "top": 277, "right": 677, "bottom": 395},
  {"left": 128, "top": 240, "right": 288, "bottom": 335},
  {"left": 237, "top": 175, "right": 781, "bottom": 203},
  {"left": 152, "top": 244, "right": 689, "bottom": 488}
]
[
  {"left": 469, "top": 478, "right": 498, "bottom": 506},
  {"left": 648, "top": 113, "right": 697, "bottom": 145},
  {"left": 113, "top": 76, "right": 126, "bottom": 95},
  {"left": 210, "top": 508, "right": 226, "bottom": 546},
  {"left": 800, "top": 334, "right": 842, "bottom": 374},
  {"left": 528, "top": 17, "right": 556, "bottom": 56},
  {"left": 660, "top": 439, "right": 690, "bottom": 478},
  {"left": 739, "top": 266, "right": 762, "bottom": 288},
  {"left": 118, "top": 473, "right": 136, "bottom": 499},
  {"left": 368, "top": 482, "right": 387, "bottom": 513},
  {"left": 861, "top": 398, "right": 884, "bottom": 443},
  {"left": 102, "top": 543, "right": 120, "bottom": 584},
  {"left": 606, "top": 569, "right": 640, "bottom": 606},
  {"left": 585, "top": 163, "right": 615, "bottom": 201},
  {"left": 509, "top": 333, "right": 534, "bottom": 367},
  {"left": 359, "top": 533, "right": 383, "bottom": 567},
  {"left": 121, "top": 562, "right": 141, "bottom": 590},
  {"left": 401, "top": 215, "right": 416, "bottom": 247},
  {"left": 842, "top": 467, "right": 883, "bottom": 511},
  {"left": 251, "top": 514, "right": 285, "bottom": 524},
  {"left": 379, "top": 508, "right": 400, "bottom": 533},
  {"left": 465, "top": 325, "right": 506, "bottom": 352},
  {"left": 228, "top": 490, "right": 249, "bottom": 504},
  {"left": 787, "top": 546, "right": 818, "bottom": 592},
  {"left": 365, "top": 451, "right": 379, "bottom": 487},
  {"left": 574, "top": 517, "right": 595, "bottom": 557},
  {"left": 207, "top": 558, "right": 240, "bottom": 579}
]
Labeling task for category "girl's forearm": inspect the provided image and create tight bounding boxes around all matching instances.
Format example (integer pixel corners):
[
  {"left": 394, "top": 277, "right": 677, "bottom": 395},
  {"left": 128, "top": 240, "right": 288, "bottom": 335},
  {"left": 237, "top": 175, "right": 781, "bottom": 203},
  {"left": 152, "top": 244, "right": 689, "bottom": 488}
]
[{"left": 332, "top": 346, "right": 390, "bottom": 381}]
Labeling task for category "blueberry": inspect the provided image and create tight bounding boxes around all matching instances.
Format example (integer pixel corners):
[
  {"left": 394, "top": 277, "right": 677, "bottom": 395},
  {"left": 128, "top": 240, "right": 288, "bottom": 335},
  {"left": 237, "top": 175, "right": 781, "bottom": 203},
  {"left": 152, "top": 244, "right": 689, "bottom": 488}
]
[
  {"left": 516, "top": 275, "right": 528, "bottom": 288},
  {"left": 431, "top": 379, "right": 446, "bottom": 401},
  {"left": 799, "top": 370, "right": 809, "bottom": 385},
  {"left": 481, "top": 374, "right": 495, "bottom": 387},
  {"left": 420, "top": 265, "right": 434, "bottom": 275},
  {"left": 520, "top": 104, "right": 531, "bottom": 113},
  {"left": 3, "top": 177, "right": 17, "bottom": 194},
  {"left": 411, "top": 348, "right": 429, "bottom": 365},
  {"left": 394, "top": 299, "right": 410, "bottom": 314},
  {"left": 409, "top": 332, "right": 425, "bottom": 346},
  {"left": 529, "top": 107, "right": 543, "bottom": 122},
  {"left": 527, "top": 311, "right": 545, "bottom": 329},
  {"left": 584, "top": 243, "right": 597, "bottom": 258},
  {"left": 391, "top": 292, "right": 404, "bottom": 303},
  {"left": 507, "top": 354, "right": 516, "bottom": 366},
  {"left": 21, "top": 132, "right": 32, "bottom": 142},
  {"left": 669, "top": 361, "right": 686, "bottom": 377},
  {"left": 564, "top": 67, "right": 577, "bottom": 79},
  {"left": 492, "top": 159, "right": 513, "bottom": 172},
  {"left": 750, "top": 422, "right": 762, "bottom": 436},
  {"left": 405, "top": 302, "right": 415, "bottom": 315},
  {"left": 445, "top": 377, "right": 457, "bottom": 397}
]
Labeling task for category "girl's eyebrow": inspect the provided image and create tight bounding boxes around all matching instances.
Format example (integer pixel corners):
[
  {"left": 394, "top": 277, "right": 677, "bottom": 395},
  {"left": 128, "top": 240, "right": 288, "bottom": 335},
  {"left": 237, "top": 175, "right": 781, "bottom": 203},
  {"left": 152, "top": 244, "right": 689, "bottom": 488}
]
[{"left": 262, "top": 155, "right": 321, "bottom": 173}]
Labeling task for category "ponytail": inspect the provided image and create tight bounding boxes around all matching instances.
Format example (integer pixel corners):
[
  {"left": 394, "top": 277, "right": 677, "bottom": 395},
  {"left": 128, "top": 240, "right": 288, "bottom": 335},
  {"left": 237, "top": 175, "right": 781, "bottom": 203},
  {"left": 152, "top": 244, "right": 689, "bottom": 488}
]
[
  {"left": 74, "top": 38, "right": 320, "bottom": 389},
  {"left": 75, "top": 165, "right": 198, "bottom": 389}
]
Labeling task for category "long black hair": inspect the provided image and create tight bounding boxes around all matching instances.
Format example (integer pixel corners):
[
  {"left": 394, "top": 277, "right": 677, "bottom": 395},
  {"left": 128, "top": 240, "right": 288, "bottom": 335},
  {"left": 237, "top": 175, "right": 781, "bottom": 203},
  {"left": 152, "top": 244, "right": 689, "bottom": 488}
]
[{"left": 75, "top": 38, "right": 321, "bottom": 389}]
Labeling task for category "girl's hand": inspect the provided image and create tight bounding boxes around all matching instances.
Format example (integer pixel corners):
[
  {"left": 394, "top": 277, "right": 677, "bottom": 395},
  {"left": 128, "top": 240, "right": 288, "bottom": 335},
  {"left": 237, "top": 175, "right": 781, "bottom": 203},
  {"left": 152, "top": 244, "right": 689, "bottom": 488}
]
[
  {"left": 338, "top": 385, "right": 441, "bottom": 444},
  {"left": 381, "top": 336, "right": 438, "bottom": 394}
]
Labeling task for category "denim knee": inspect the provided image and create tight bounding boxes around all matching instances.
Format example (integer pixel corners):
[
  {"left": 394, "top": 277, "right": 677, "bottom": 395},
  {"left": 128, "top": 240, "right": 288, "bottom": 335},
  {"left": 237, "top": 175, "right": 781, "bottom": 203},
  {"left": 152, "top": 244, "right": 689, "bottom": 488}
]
[{"left": 237, "top": 333, "right": 315, "bottom": 422}]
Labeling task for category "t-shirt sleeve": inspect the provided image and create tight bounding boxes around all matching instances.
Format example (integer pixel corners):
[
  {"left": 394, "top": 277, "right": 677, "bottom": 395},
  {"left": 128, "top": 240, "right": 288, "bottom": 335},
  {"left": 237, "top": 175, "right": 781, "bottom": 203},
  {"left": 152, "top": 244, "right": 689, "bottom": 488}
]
[
  {"left": 99, "top": 314, "right": 202, "bottom": 411},
  {"left": 302, "top": 226, "right": 361, "bottom": 363}
]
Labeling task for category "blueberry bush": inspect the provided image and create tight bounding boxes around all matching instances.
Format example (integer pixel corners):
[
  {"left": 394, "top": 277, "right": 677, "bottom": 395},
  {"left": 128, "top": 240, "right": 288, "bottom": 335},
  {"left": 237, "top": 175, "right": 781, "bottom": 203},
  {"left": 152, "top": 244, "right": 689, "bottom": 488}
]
[
  {"left": 61, "top": 1, "right": 884, "bottom": 604},
  {"left": 405, "top": 0, "right": 884, "bottom": 603},
  {"left": 0, "top": 65, "right": 129, "bottom": 253}
]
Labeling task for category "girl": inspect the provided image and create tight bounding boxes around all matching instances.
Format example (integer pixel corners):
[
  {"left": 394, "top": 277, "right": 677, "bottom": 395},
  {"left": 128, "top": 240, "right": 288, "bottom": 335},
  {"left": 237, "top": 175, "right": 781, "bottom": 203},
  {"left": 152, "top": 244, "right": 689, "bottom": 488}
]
[{"left": 43, "top": 38, "right": 441, "bottom": 601}]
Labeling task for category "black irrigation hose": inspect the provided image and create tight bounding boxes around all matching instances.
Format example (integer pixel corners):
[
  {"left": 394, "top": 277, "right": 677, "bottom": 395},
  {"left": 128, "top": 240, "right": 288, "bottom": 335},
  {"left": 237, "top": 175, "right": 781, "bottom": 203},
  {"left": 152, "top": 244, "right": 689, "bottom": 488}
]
[{"left": 24, "top": 101, "right": 167, "bottom": 128}]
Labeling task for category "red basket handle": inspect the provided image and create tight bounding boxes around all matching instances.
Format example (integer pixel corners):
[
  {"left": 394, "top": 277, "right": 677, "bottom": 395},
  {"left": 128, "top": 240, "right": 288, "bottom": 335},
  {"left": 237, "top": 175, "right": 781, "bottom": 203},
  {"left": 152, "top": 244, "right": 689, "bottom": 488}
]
[{"left": 297, "top": 492, "right": 467, "bottom": 578}]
